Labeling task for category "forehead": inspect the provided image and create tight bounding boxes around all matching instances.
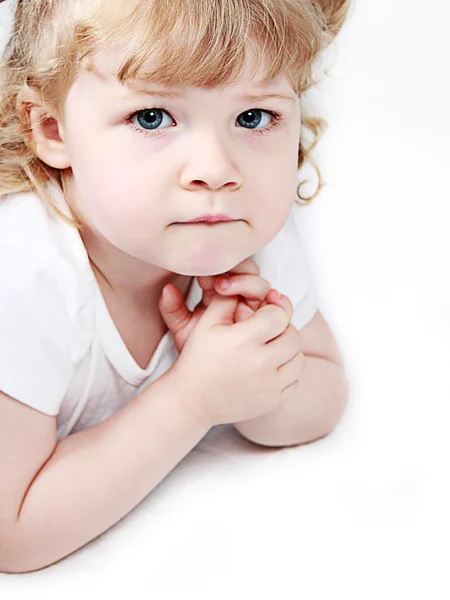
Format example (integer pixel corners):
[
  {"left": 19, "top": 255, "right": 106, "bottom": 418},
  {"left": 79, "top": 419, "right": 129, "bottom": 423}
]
[
  {"left": 67, "top": 0, "right": 310, "bottom": 98},
  {"left": 88, "top": 41, "right": 296, "bottom": 95}
]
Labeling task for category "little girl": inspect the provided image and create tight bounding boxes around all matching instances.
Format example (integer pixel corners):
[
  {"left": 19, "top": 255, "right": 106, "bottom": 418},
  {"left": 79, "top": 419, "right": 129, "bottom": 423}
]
[{"left": 0, "top": 0, "right": 350, "bottom": 573}]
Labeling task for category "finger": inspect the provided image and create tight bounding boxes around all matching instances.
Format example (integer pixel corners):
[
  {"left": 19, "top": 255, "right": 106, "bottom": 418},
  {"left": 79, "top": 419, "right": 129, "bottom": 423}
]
[
  {"left": 269, "top": 324, "right": 303, "bottom": 370},
  {"left": 159, "top": 284, "right": 213, "bottom": 354},
  {"left": 197, "top": 257, "right": 260, "bottom": 308},
  {"left": 197, "top": 257, "right": 259, "bottom": 310},
  {"left": 234, "top": 299, "right": 256, "bottom": 322},
  {"left": 196, "top": 275, "right": 217, "bottom": 308},
  {"left": 266, "top": 289, "right": 294, "bottom": 322},
  {"left": 159, "top": 283, "right": 192, "bottom": 330},
  {"left": 200, "top": 293, "right": 240, "bottom": 327},
  {"left": 270, "top": 324, "right": 303, "bottom": 360},
  {"left": 214, "top": 274, "right": 271, "bottom": 307},
  {"left": 233, "top": 291, "right": 293, "bottom": 323},
  {"left": 159, "top": 284, "right": 195, "bottom": 353},
  {"left": 199, "top": 256, "right": 259, "bottom": 298},
  {"left": 235, "top": 302, "right": 290, "bottom": 344}
]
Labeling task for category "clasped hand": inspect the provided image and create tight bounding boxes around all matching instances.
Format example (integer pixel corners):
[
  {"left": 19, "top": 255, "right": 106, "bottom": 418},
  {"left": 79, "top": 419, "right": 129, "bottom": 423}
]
[{"left": 159, "top": 257, "right": 299, "bottom": 355}]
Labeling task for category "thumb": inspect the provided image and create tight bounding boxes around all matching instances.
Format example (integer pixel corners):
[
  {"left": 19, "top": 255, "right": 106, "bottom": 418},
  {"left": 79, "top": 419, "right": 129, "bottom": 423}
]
[{"left": 159, "top": 283, "right": 192, "bottom": 340}]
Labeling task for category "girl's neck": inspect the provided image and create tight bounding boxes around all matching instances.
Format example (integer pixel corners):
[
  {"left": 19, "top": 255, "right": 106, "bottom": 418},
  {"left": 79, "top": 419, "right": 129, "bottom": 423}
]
[{"left": 90, "top": 258, "right": 191, "bottom": 314}]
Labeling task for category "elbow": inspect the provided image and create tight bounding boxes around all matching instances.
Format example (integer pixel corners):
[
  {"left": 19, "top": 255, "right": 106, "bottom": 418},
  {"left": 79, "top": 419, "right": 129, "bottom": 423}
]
[
  {"left": 0, "top": 551, "right": 51, "bottom": 576},
  {"left": 324, "top": 364, "right": 349, "bottom": 426},
  {"left": 0, "top": 532, "right": 24, "bottom": 575},
  {"left": 0, "top": 528, "right": 52, "bottom": 575},
  {"left": 299, "top": 367, "right": 350, "bottom": 446},
  {"left": 0, "top": 521, "right": 21, "bottom": 574},
  {"left": 0, "top": 532, "right": 28, "bottom": 575},
  {"left": 320, "top": 370, "right": 349, "bottom": 439}
]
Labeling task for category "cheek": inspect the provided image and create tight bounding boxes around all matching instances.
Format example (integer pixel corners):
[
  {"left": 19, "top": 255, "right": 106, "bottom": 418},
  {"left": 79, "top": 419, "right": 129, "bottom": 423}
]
[
  {"left": 67, "top": 157, "right": 152, "bottom": 247},
  {"left": 250, "top": 157, "right": 298, "bottom": 238},
  {"left": 68, "top": 134, "right": 151, "bottom": 215},
  {"left": 257, "top": 155, "right": 299, "bottom": 207},
  {"left": 251, "top": 131, "right": 300, "bottom": 199}
]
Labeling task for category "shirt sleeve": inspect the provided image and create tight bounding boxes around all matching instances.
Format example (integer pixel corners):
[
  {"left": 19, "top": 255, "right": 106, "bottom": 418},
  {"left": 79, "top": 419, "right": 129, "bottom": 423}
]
[
  {"left": 0, "top": 246, "right": 76, "bottom": 415},
  {"left": 252, "top": 210, "right": 319, "bottom": 331}
]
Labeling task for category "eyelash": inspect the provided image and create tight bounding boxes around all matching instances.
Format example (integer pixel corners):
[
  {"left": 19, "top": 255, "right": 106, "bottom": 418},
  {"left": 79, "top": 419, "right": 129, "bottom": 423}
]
[{"left": 124, "top": 105, "right": 285, "bottom": 138}]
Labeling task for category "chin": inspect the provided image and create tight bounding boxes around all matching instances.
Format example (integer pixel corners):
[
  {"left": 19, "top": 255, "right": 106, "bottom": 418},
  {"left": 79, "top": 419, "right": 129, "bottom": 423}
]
[{"left": 170, "top": 257, "right": 248, "bottom": 278}]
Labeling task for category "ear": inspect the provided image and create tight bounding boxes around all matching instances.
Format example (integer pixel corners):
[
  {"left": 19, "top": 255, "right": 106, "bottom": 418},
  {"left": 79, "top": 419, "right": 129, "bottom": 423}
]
[{"left": 17, "top": 92, "right": 71, "bottom": 169}]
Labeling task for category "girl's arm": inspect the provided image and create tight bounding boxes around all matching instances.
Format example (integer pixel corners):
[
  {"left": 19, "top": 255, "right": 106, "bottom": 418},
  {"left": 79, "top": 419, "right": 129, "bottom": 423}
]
[{"left": 0, "top": 372, "right": 209, "bottom": 574}]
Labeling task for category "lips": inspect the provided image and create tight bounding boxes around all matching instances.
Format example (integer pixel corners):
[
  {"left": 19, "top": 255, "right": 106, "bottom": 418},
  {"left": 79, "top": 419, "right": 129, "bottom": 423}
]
[{"left": 176, "top": 215, "right": 237, "bottom": 224}]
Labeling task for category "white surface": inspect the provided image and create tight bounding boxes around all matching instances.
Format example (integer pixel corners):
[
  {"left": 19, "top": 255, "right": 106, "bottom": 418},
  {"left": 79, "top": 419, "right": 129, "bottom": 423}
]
[{"left": 1, "top": 0, "right": 449, "bottom": 596}]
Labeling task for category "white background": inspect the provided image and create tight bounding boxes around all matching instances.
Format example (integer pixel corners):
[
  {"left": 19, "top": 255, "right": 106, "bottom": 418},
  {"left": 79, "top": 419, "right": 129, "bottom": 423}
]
[{"left": 1, "top": 0, "right": 449, "bottom": 597}]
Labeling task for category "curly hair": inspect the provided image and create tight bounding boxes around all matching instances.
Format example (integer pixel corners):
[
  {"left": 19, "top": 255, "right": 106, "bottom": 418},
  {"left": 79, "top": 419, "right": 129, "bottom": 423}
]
[{"left": 0, "top": 0, "right": 352, "bottom": 228}]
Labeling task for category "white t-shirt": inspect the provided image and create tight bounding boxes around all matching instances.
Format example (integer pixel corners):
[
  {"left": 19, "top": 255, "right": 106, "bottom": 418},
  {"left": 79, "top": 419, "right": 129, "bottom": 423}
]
[{"left": 0, "top": 183, "right": 319, "bottom": 440}]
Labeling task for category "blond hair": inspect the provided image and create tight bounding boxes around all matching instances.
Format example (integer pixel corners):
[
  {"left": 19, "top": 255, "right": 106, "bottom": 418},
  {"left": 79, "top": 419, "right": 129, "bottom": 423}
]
[{"left": 0, "top": 0, "right": 352, "bottom": 228}]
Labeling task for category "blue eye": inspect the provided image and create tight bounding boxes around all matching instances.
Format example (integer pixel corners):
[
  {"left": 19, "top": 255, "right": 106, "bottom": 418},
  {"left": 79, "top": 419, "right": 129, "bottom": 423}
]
[
  {"left": 237, "top": 110, "right": 269, "bottom": 129},
  {"left": 126, "top": 106, "right": 284, "bottom": 137},
  {"left": 133, "top": 108, "right": 174, "bottom": 131}
]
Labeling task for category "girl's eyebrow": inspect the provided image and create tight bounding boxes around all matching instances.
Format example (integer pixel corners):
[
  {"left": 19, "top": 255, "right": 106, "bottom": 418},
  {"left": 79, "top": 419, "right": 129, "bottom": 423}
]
[{"left": 124, "top": 88, "right": 296, "bottom": 103}]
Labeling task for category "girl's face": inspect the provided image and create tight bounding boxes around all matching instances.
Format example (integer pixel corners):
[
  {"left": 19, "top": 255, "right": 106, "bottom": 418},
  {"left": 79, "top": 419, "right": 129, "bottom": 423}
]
[{"left": 60, "top": 46, "right": 301, "bottom": 277}]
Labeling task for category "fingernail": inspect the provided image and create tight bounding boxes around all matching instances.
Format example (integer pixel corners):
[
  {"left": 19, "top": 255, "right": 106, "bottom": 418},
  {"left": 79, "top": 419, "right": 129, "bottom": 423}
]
[
  {"left": 274, "top": 290, "right": 282, "bottom": 299},
  {"left": 219, "top": 278, "right": 230, "bottom": 290}
]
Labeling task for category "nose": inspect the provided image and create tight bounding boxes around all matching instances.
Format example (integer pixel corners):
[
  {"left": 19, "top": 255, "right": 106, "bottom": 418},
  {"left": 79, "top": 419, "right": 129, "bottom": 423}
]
[{"left": 179, "top": 130, "right": 242, "bottom": 192}]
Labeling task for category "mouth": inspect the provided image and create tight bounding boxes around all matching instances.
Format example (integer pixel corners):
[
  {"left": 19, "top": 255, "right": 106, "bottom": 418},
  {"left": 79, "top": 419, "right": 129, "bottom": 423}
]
[
  {"left": 175, "top": 215, "right": 240, "bottom": 224},
  {"left": 174, "top": 219, "right": 242, "bottom": 225},
  {"left": 175, "top": 221, "right": 235, "bottom": 225}
]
